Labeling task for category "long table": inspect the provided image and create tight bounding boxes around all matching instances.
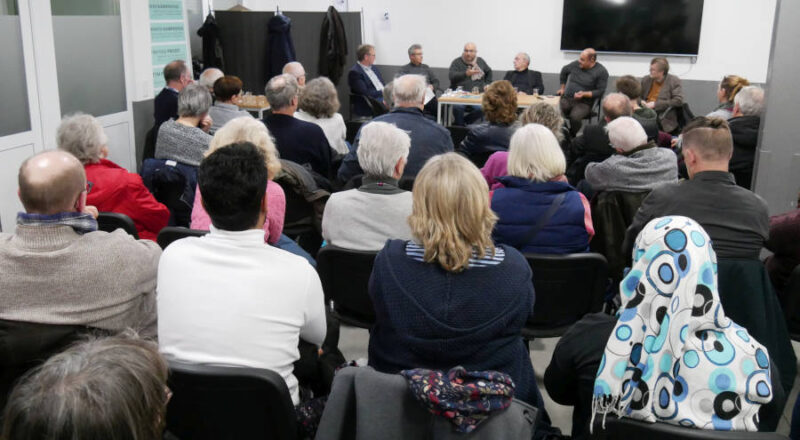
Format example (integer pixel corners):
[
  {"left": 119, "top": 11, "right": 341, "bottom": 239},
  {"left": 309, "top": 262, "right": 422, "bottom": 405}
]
[{"left": 436, "top": 94, "right": 560, "bottom": 125}]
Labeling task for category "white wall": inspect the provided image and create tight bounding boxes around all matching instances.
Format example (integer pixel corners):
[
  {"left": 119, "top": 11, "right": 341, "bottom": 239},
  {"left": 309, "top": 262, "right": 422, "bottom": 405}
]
[{"left": 207, "top": 0, "right": 775, "bottom": 82}]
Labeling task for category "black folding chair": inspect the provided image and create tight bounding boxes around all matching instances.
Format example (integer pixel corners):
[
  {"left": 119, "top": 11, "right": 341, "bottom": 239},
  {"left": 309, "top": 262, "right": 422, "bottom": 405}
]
[
  {"left": 593, "top": 415, "right": 788, "bottom": 439},
  {"left": 156, "top": 226, "right": 208, "bottom": 250},
  {"left": 522, "top": 252, "right": 608, "bottom": 339},
  {"left": 96, "top": 212, "right": 139, "bottom": 239},
  {"left": 316, "top": 245, "right": 379, "bottom": 329},
  {"left": 165, "top": 360, "right": 298, "bottom": 440}
]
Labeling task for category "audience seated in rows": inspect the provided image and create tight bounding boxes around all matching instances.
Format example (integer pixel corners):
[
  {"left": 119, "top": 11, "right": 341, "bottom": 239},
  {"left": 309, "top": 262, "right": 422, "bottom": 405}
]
[
  {"left": 158, "top": 142, "right": 326, "bottom": 406},
  {"left": 457, "top": 79, "right": 519, "bottom": 165},
  {"left": 449, "top": 42, "right": 491, "bottom": 126},
  {"left": 2, "top": 334, "right": 169, "bottom": 440},
  {"left": 615, "top": 74, "right": 659, "bottom": 141},
  {"left": 585, "top": 116, "right": 677, "bottom": 193},
  {"left": 558, "top": 48, "right": 609, "bottom": 137},
  {"left": 283, "top": 61, "right": 307, "bottom": 87},
  {"left": 295, "top": 77, "right": 349, "bottom": 155},
  {"left": 546, "top": 217, "right": 778, "bottom": 438},
  {"left": 57, "top": 113, "right": 169, "bottom": 241},
  {"left": 641, "top": 57, "right": 684, "bottom": 134},
  {"left": 490, "top": 124, "right": 593, "bottom": 254},
  {"left": 367, "top": 153, "right": 558, "bottom": 436},
  {"left": 191, "top": 117, "right": 285, "bottom": 244},
  {"left": 208, "top": 75, "right": 252, "bottom": 134},
  {"left": 322, "top": 122, "right": 413, "bottom": 251},
  {"left": 338, "top": 74, "right": 453, "bottom": 183},
  {"left": 482, "top": 102, "right": 568, "bottom": 189},
  {"left": 0, "top": 151, "right": 160, "bottom": 336},
  {"left": 264, "top": 73, "right": 333, "bottom": 179},
  {"left": 198, "top": 67, "right": 224, "bottom": 96},
  {"left": 707, "top": 75, "right": 750, "bottom": 120},
  {"left": 625, "top": 117, "right": 769, "bottom": 260},
  {"left": 728, "top": 85, "right": 766, "bottom": 190},
  {"left": 566, "top": 92, "right": 632, "bottom": 184},
  {"left": 155, "top": 83, "right": 213, "bottom": 167},
  {"left": 348, "top": 44, "right": 385, "bottom": 119},
  {"left": 503, "top": 52, "right": 544, "bottom": 95},
  {"left": 154, "top": 60, "right": 193, "bottom": 131}
]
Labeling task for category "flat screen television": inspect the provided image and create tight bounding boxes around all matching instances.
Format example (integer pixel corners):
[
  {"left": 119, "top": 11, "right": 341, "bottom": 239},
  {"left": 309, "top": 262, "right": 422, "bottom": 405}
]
[{"left": 561, "top": 0, "right": 704, "bottom": 56}]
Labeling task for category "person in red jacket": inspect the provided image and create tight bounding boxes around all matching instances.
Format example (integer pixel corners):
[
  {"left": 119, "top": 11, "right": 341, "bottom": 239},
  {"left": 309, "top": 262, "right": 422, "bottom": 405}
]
[{"left": 57, "top": 113, "right": 169, "bottom": 241}]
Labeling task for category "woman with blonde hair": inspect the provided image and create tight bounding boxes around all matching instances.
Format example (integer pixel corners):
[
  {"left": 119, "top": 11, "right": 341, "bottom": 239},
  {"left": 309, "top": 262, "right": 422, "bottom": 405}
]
[
  {"left": 190, "top": 117, "right": 285, "bottom": 244},
  {"left": 457, "top": 80, "right": 519, "bottom": 167},
  {"left": 491, "top": 124, "right": 593, "bottom": 254},
  {"left": 367, "top": 153, "right": 552, "bottom": 422},
  {"left": 707, "top": 75, "right": 750, "bottom": 120}
]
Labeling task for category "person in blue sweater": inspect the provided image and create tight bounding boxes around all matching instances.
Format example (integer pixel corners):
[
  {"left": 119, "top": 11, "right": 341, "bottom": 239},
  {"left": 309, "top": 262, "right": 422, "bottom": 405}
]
[
  {"left": 367, "top": 153, "right": 559, "bottom": 438},
  {"left": 491, "top": 124, "right": 594, "bottom": 254}
]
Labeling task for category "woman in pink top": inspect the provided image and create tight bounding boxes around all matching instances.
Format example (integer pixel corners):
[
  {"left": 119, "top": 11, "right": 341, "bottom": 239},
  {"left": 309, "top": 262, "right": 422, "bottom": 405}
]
[{"left": 190, "top": 117, "right": 285, "bottom": 243}]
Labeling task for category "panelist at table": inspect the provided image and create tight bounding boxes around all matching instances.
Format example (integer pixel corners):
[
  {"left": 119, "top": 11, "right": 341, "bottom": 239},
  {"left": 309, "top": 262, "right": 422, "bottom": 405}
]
[
  {"left": 503, "top": 52, "right": 544, "bottom": 95},
  {"left": 448, "top": 42, "right": 492, "bottom": 126},
  {"left": 557, "top": 48, "right": 609, "bottom": 136},
  {"left": 398, "top": 43, "right": 441, "bottom": 118}
]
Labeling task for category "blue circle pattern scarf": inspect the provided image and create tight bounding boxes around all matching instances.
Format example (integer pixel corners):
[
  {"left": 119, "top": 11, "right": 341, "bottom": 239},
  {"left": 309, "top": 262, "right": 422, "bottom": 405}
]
[{"left": 592, "top": 216, "right": 773, "bottom": 431}]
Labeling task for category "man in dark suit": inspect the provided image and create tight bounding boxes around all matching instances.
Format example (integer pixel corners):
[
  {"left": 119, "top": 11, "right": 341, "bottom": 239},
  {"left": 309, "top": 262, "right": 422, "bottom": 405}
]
[
  {"left": 154, "top": 60, "right": 193, "bottom": 128},
  {"left": 263, "top": 73, "right": 333, "bottom": 179},
  {"left": 503, "top": 52, "right": 544, "bottom": 95},
  {"left": 641, "top": 57, "right": 684, "bottom": 134},
  {"left": 348, "top": 44, "right": 386, "bottom": 119}
]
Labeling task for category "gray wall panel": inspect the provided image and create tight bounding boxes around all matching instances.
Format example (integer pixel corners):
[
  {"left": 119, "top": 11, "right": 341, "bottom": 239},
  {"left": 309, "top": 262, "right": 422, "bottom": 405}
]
[{"left": 0, "top": 17, "right": 31, "bottom": 136}]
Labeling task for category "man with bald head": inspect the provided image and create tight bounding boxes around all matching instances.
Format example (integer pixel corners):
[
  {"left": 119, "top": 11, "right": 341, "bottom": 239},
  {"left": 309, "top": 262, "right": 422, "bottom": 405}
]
[
  {"left": 448, "top": 42, "right": 492, "bottom": 126},
  {"left": 558, "top": 48, "right": 609, "bottom": 136},
  {"left": 503, "top": 52, "right": 544, "bottom": 95},
  {"left": 283, "top": 61, "right": 307, "bottom": 86},
  {"left": 0, "top": 151, "right": 161, "bottom": 337}
]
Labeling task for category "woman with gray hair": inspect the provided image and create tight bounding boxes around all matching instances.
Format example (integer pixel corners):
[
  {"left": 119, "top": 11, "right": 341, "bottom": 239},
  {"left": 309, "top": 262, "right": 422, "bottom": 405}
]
[
  {"left": 490, "top": 124, "right": 594, "bottom": 254},
  {"left": 57, "top": 113, "right": 169, "bottom": 240},
  {"left": 321, "top": 121, "right": 413, "bottom": 250},
  {"left": 155, "top": 83, "right": 214, "bottom": 166},
  {"left": 295, "top": 77, "right": 348, "bottom": 155}
]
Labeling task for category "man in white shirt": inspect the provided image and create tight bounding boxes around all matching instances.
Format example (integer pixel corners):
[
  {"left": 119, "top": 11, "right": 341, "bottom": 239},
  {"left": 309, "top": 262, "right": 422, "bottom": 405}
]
[
  {"left": 348, "top": 44, "right": 386, "bottom": 118},
  {"left": 157, "top": 141, "right": 326, "bottom": 405}
]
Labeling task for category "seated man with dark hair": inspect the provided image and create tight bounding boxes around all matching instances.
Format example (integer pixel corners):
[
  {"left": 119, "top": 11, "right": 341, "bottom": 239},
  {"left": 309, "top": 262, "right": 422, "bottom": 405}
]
[
  {"left": 558, "top": 48, "right": 609, "bottom": 137},
  {"left": 157, "top": 141, "right": 326, "bottom": 406}
]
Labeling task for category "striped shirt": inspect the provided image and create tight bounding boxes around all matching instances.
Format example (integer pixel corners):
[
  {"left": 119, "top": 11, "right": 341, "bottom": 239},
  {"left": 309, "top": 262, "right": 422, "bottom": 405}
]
[{"left": 405, "top": 241, "right": 505, "bottom": 268}]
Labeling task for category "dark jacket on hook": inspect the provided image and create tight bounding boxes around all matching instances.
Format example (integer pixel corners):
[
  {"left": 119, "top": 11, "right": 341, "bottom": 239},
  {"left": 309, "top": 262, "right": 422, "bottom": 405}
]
[
  {"left": 267, "top": 13, "right": 296, "bottom": 80},
  {"left": 197, "top": 13, "right": 223, "bottom": 69},
  {"left": 319, "top": 6, "right": 348, "bottom": 84}
]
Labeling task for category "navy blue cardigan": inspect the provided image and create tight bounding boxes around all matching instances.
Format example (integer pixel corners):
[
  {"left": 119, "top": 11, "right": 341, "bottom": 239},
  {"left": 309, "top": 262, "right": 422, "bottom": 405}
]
[{"left": 367, "top": 239, "right": 540, "bottom": 407}]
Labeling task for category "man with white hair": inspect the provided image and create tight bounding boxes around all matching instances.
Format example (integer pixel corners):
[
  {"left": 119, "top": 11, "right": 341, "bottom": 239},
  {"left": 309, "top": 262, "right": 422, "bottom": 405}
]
[
  {"left": 584, "top": 116, "right": 677, "bottom": 193},
  {"left": 263, "top": 73, "right": 332, "bottom": 178},
  {"left": 323, "top": 122, "right": 413, "bottom": 250},
  {"left": 283, "top": 61, "right": 307, "bottom": 86},
  {"left": 337, "top": 74, "right": 453, "bottom": 184},
  {"left": 503, "top": 52, "right": 544, "bottom": 95},
  {"left": 198, "top": 67, "right": 224, "bottom": 95},
  {"left": 728, "top": 85, "right": 765, "bottom": 189}
]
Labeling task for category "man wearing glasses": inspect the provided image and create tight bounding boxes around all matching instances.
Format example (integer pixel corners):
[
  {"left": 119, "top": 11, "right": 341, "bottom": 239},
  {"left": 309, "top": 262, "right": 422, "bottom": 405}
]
[
  {"left": 448, "top": 42, "right": 492, "bottom": 126},
  {"left": 348, "top": 44, "right": 386, "bottom": 119}
]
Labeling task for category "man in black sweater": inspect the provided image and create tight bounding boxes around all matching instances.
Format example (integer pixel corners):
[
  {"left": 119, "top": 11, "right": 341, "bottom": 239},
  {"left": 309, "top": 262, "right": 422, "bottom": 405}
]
[
  {"left": 558, "top": 48, "right": 609, "bottom": 136},
  {"left": 503, "top": 52, "right": 544, "bottom": 95}
]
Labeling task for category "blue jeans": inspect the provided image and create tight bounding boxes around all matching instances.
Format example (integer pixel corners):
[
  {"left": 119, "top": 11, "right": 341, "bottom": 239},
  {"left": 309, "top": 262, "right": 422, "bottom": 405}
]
[
  {"left": 272, "top": 233, "right": 316, "bottom": 267},
  {"left": 452, "top": 105, "right": 483, "bottom": 126}
]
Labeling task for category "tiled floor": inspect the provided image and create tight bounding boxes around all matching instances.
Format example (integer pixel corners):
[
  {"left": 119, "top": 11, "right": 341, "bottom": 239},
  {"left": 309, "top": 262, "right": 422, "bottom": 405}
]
[{"left": 338, "top": 325, "right": 800, "bottom": 437}]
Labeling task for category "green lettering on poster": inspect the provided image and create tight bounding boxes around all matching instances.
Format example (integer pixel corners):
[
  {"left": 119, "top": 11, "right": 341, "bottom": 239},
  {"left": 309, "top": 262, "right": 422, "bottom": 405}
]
[
  {"left": 152, "top": 43, "right": 187, "bottom": 66},
  {"left": 153, "top": 69, "right": 166, "bottom": 93},
  {"left": 151, "top": 21, "right": 184, "bottom": 43},
  {"left": 149, "top": 0, "right": 182, "bottom": 21}
]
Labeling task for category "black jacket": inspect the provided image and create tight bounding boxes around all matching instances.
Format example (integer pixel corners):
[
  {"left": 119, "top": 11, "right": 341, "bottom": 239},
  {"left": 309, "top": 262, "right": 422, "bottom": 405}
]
[
  {"left": 319, "top": 6, "right": 348, "bottom": 85},
  {"left": 566, "top": 123, "right": 613, "bottom": 184},
  {"left": 503, "top": 69, "right": 544, "bottom": 95},
  {"left": 153, "top": 87, "right": 179, "bottom": 127},
  {"left": 197, "top": 13, "right": 223, "bottom": 69},
  {"left": 728, "top": 115, "right": 761, "bottom": 189},
  {"left": 267, "top": 14, "right": 296, "bottom": 80},
  {"left": 457, "top": 122, "right": 517, "bottom": 165},
  {"left": 263, "top": 114, "right": 333, "bottom": 179}
]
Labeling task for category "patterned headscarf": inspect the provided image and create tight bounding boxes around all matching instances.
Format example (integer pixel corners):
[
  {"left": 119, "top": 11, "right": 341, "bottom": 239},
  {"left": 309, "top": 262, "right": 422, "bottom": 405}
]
[{"left": 593, "top": 216, "right": 772, "bottom": 431}]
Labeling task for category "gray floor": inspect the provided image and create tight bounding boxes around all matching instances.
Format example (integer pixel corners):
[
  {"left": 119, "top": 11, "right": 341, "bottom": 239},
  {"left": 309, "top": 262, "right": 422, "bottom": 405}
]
[{"left": 339, "top": 325, "right": 800, "bottom": 436}]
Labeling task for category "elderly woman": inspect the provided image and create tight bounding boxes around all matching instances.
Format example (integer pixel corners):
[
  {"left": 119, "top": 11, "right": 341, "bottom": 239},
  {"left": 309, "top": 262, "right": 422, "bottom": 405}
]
[
  {"left": 707, "top": 75, "right": 750, "bottom": 120},
  {"left": 208, "top": 75, "right": 252, "bottom": 134},
  {"left": 457, "top": 80, "right": 519, "bottom": 167},
  {"left": 191, "top": 117, "right": 284, "bottom": 245},
  {"left": 368, "top": 153, "right": 554, "bottom": 424},
  {"left": 321, "top": 121, "right": 412, "bottom": 250},
  {"left": 295, "top": 77, "right": 348, "bottom": 155},
  {"left": 57, "top": 113, "right": 169, "bottom": 241},
  {"left": 481, "top": 102, "right": 567, "bottom": 189},
  {"left": 491, "top": 124, "right": 593, "bottom": 254},
  {"left": 155, "top": 83, "right": 213, "bottom": 167}
]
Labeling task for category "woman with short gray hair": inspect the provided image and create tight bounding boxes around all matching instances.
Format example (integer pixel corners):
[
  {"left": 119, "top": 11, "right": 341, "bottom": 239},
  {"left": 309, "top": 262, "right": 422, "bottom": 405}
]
[
  {"left": 295, "top": 77, "right": 348, "bottom": 155},
  {"left": 57, "top": 113, "right": 169, "bottom": 241},
  {"left": 321, "top": 121, "right": 413, "bottom": 250},
  {"left": 155, "top": 83, "right": 214, "bottom": 166}
]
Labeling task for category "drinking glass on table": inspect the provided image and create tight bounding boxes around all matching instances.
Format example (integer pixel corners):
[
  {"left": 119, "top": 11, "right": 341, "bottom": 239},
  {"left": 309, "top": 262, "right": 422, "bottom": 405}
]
[{"left": 472, "top": 86, "right": 479, "bottom": 94}]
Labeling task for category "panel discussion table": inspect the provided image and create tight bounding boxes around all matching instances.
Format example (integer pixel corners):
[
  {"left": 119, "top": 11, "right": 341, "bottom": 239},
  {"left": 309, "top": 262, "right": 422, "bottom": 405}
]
[{"left": 436, "top": 93, "right": 560, "bottom": 125}]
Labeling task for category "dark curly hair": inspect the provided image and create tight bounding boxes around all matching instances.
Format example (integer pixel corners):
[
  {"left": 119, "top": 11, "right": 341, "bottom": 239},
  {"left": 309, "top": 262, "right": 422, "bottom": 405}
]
[{"left": 482, "top": 80, "right": 517, "bottom": 125}]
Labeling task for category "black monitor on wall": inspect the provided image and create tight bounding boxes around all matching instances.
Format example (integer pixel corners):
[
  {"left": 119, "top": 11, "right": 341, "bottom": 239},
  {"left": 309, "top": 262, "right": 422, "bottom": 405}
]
[{"left": 561, "top": 0, "right": 704, "bottom": 56}]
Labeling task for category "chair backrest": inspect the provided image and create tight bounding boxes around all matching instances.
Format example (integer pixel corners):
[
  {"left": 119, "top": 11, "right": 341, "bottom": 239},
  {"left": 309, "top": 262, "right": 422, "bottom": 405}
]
[
  {"left": 522, "top": 252, "right": 608, "bottom": 338},
  {"left": 783, "top": 265, "right": 800, "bottom": 339},
  {"left": 349, "top": 94, "right": 387, "bottom": 121},
  {"left": 316, "top": 245, "right": 379, "bottom": 329},
  {"left": 165, "top": 360, "right": 297, "bottom": 440},
  {"left": 96, "top": 212, "right": 139, "bottom": 239},
  {"left": 589, "top": 190, "right": 650, "bottom": 281},
  {"left": 345, "top": 120, "right": 363, "bottom": 144},
  {"left": 140, "top": 158, "right": 195, "bottom": 227},
  {"left": 156, "top": 226, "right": 208, "bottom": 250},
  {"left": 595, "top": 416, "right": 788, "bottom": 439}
]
